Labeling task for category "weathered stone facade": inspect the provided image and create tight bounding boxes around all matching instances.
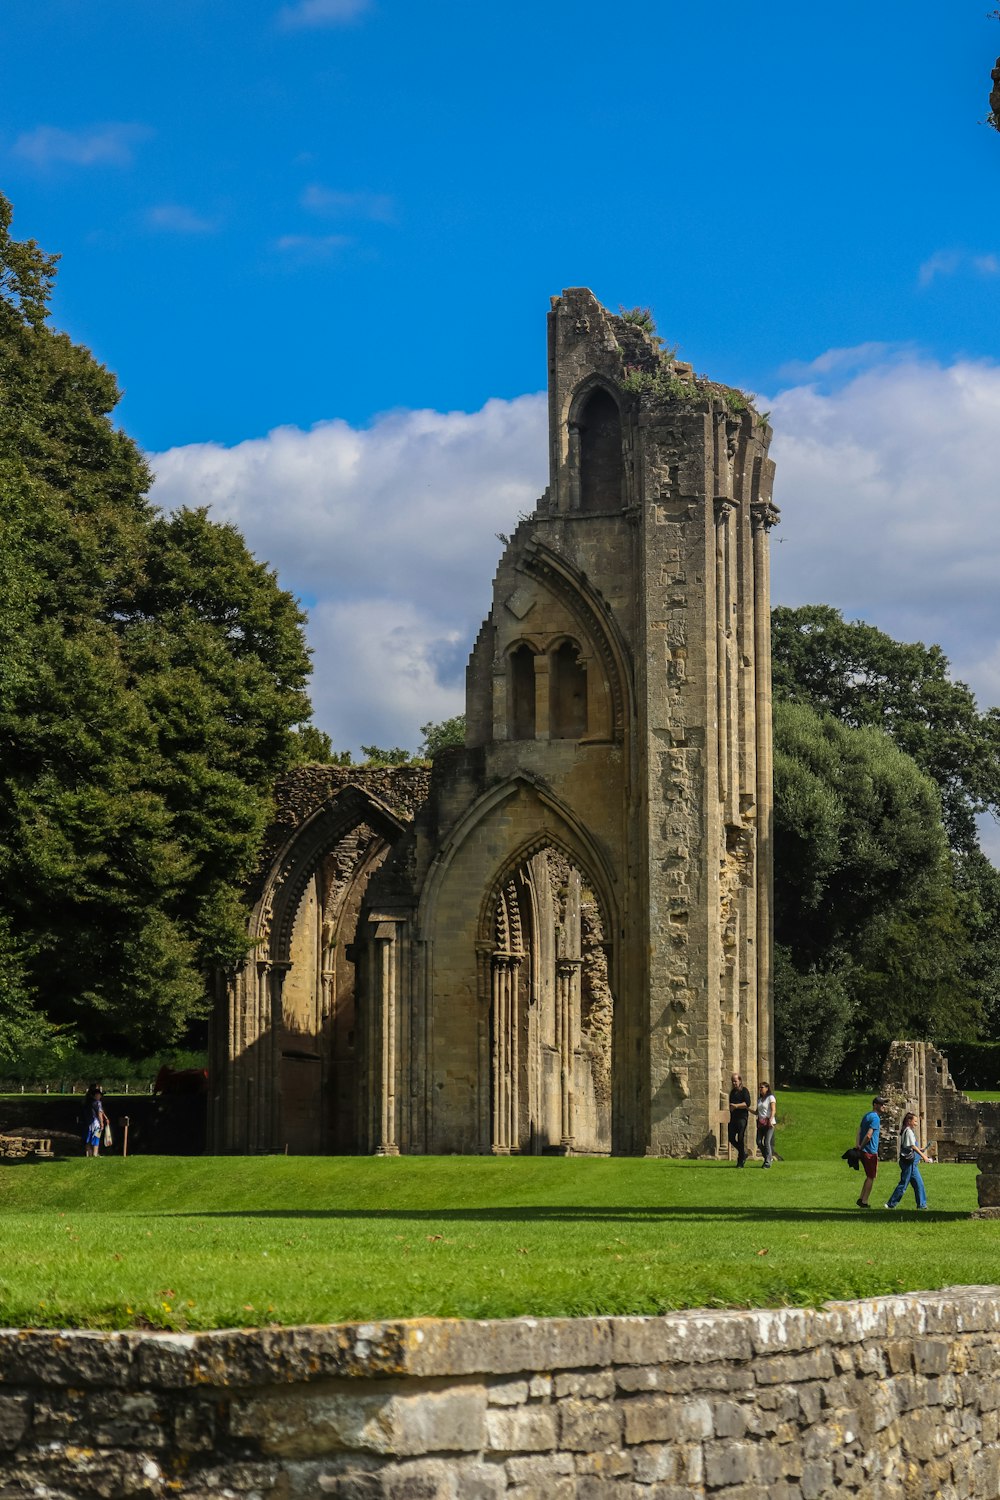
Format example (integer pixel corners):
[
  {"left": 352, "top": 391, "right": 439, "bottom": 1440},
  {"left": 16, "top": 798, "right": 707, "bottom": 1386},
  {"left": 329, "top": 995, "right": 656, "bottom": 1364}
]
[
  {"left": 5, "top": 1292, "right": 1000, "bottom": 1496},
  {"left": 212, "top": 289, "right": 778, "bottom": 1157}
]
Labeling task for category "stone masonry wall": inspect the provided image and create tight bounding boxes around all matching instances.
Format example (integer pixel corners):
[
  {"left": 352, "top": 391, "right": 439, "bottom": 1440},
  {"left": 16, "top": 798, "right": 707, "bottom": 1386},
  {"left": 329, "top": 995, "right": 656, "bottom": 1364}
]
[{"left": 4, "top": 1290, "right": 1000, "bottom": 1497}]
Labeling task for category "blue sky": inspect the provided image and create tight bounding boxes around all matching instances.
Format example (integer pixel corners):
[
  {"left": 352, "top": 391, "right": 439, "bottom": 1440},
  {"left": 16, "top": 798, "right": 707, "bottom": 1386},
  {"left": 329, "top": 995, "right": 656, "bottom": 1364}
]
[
  {"left": 3, "top": 0, "right": 999, "bottom": 450},
  {"left": 4, "top": 1, "right": 1000, "bottom": 867}
]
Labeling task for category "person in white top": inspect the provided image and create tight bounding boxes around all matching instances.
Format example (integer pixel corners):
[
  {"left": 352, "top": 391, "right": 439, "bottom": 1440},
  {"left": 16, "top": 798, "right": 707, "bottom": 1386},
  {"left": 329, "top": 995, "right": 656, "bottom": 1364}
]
[
  {"left": 755, "top": 1081, "right": 776, "bottom": 1167},
  {"left": 885, "top": 1111, "right": 933, "bottom": 1210}
]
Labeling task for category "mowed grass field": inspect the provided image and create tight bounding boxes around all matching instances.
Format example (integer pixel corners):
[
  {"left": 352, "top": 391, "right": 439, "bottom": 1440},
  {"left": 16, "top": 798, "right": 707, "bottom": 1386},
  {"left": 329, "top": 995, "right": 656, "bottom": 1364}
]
[{"left": 1, "top": 1089, "right": 997, "bottom": 1331}]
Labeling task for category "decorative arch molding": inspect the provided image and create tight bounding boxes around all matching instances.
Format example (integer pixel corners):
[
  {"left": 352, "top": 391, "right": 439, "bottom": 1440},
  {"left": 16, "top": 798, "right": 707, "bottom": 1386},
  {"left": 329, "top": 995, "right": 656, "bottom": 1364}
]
[
  {"left": 253, "top": 785, "right": 409, "bottom": 965},
  {"left": 477, "top": 824, "right": 616, "bottom": 951},
  {"left": 518, "top": 538, "right": 633, "bottom": 740},
  {"left": 417, "top": 771, "right": 620, "bottom": 946},
  {"left": 566, "top": 373, "right": 625, "bottom": 428}
]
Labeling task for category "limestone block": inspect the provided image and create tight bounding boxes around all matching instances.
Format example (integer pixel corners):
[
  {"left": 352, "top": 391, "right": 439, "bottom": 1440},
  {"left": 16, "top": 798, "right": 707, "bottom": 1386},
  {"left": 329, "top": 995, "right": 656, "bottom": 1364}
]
[
  {"left": 503, "top": 1452, "right": 574, "bottom": 1483},
  {"left": 232, "top": 1385, "right": 487, "bottom": 1459},
  {"left": 484, "top": 1404, "right": 557, "bottom": 1452},
  {"left": 622, "top": 1394, "right": 712, "bottom": 1444},
  {"left": 0, "top": 1394, "right": 30, "bottom": 1450},
  {"left": 487, "top": 1378, "right": 529, "bottom": 1406},
  {"left": 558, "top": 1396, "right": 621, "bottom": 1451}
]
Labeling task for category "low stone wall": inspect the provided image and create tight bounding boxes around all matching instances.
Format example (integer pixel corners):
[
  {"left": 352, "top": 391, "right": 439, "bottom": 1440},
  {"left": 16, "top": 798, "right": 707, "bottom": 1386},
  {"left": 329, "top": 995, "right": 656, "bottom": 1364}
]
[{"left": 3, "top": 1289, "right": 1000, "bottom": 1497}]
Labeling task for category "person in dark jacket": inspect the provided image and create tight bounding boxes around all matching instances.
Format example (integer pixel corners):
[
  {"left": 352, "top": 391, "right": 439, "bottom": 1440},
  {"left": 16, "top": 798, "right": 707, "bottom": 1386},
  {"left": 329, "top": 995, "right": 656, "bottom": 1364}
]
[{"left": 727, "top": 1072, "right": 751, "bottom": 1166}]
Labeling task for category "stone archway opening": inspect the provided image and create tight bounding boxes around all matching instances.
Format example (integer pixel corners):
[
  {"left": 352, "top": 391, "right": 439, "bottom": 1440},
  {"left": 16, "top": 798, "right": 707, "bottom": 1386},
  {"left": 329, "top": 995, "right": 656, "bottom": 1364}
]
[
  {"left": 488, "top": 845, "right": 613, "bottom": 1155},
  {"left": 279, "top": 822, "right": 391, "bottom": 1154}
]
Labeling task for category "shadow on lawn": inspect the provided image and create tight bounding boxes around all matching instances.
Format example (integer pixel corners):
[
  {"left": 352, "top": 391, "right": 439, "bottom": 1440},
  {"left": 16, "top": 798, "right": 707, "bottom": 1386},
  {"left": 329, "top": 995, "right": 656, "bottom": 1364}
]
[{"left": 175, "top": 1205, "right": 972, "bottom": 1224}]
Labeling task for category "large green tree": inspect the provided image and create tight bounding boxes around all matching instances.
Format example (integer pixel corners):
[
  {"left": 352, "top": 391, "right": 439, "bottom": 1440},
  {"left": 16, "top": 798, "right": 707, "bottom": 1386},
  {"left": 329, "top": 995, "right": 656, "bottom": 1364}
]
[
  {"left": 772, "top": 605, "right": 1000, "bottom": 1041},
  {"left": 771, "top": 605, "right": 1000, "bottom": 855},
  {"left": 0, "top": 195, "right": 313, "bottom": 1055},
  {"left": 773, "top": 701, "right": 979, "bottom": 1082}
]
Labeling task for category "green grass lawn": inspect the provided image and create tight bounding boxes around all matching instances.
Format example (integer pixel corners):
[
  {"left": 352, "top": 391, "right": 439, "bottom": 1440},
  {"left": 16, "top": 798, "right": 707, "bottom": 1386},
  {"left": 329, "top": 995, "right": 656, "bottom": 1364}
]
[{"left": 1, "top": 1089, "right": 996, "bottom": 1331}]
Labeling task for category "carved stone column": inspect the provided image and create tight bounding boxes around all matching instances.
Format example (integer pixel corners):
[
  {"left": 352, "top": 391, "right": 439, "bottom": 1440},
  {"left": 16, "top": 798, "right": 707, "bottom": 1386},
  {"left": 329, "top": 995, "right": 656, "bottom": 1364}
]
[
  {"left": 533, "top": 653, "right": 551, "bottom": 741},
  {"left": 265, "top": 960, "right": 291, "bottom": 1154},
  {"left": 371, "top": 918, "right": 401, "bottom": 1155},
  {"left": 714, "top": 497, "right": 737, "bottom": 808},
  {"left": 556, "top": 956, "right": 582, "bottom": 1151},
  {"left": 751, "top": 499, "right": 779, "bottom": 1084},
  {"left": 490, "top": 954, "right": 522, "bottom": 1153}
]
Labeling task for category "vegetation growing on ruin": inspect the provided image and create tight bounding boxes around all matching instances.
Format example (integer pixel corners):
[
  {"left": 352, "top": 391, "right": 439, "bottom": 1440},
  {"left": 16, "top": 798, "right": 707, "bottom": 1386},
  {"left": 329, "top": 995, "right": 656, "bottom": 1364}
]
[
  {"left": 0, "top": 1089, "right": 994, "bottom": 1332},
  {"left": 616, "top": 307, "right": 757, "bottom": 417}
]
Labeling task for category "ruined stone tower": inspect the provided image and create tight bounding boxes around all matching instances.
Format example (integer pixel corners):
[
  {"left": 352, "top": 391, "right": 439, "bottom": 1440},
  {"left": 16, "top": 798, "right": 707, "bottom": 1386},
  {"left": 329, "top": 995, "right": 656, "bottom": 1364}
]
[{"left": 211, "top": 288, "right": 778, "bottom": 1157}]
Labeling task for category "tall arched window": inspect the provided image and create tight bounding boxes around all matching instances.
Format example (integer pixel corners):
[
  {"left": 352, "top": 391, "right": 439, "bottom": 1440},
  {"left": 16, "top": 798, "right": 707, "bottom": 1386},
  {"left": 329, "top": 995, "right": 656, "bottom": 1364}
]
[
  {"left": 510, "top": 645, "right": 536, "bottom": 740},
  {"left": 550, "top": 641, "right": 588, "bottom": 739},
  {"left": 579, "top": 388, "right": 622, "bottom": 512}
]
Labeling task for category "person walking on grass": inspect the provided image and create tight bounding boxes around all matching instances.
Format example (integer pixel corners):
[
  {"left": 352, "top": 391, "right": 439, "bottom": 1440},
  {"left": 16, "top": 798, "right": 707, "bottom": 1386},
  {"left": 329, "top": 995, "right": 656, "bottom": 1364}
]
[
  {"left": 755, "top": 1081, "right": 776, "bottom": 1167},
  {"left": 83, "top": 1084, "right": 107, "bottom": 1159},
  {"left": 728, "top": 1072, "right": 751, "bottom": 1166},
  {"left": 855, "top": 1095, "right": 886, "bottom": 1207},
  {"left": 885, "top": 1112, "right": 933, "bottom": 1210}
]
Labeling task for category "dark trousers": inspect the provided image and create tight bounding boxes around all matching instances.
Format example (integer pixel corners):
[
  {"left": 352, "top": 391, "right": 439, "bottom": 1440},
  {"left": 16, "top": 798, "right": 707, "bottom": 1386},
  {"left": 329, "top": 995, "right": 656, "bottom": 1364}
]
[{"left": 728, "top": 1115, "right": 748, "bottom": 1164}]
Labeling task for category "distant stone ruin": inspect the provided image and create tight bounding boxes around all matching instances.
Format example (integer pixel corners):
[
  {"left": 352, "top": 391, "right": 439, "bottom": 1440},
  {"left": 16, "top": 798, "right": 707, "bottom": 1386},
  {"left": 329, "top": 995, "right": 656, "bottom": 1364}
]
[
  {"left": 880, "top": 1040, "right": 1000, "bottom": 1215},
  {"left": 211, "top": 289, "right": 780, "bottom": 1158}
]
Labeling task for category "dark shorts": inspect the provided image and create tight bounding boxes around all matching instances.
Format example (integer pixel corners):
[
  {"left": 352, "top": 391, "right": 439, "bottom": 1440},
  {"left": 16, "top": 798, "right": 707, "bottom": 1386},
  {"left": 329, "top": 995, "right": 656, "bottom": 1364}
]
[{"left": 861, "top": 1150, "right": 878, "bottom": 1180}]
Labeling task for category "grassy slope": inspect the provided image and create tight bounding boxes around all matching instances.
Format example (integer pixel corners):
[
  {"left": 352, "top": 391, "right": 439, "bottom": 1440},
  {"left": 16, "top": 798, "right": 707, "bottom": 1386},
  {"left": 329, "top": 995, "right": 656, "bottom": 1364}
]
[{"left": 2, "top": 1090, "right": 997, "bottom": 1331}]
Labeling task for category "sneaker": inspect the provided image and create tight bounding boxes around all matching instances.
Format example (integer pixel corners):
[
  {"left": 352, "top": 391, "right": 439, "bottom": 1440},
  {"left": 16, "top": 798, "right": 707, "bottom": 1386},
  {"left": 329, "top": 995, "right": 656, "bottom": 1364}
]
[
  {"left": 883, "top": 1203, "right": 894, "bottom": 1210},
  {"left": 917, "top": 1204, "right": 929, "bottom": 1210},
  {"left": 856, "top": 1198, "right": 871, "bottom": 1208}
]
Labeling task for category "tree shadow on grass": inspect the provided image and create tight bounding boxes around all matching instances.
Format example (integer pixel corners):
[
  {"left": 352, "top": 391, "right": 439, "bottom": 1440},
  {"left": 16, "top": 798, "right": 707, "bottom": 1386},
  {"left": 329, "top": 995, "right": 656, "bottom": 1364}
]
[{"left": 171, "top": 1205, "right": 974, "bottom": 1224}]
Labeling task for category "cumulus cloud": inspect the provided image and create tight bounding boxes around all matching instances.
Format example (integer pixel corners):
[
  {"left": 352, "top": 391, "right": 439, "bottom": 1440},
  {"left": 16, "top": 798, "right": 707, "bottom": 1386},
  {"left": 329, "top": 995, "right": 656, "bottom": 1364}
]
[
  {"left": 301, "top": 184, "right": 394, "bottom": 223},
  {"left": 918, "top": 249, "right": 1000, "bottom": 286},
  {"left": 148, "top": 351, "right": 1000, "bottom": 863},
  {"left": 273, "top": 232, "right": 353, "bottom": 261},
  {"left": 145, "top": 203, "right": 221, "bottom": 235},
  {"left": 10, "top": 122, "right": 150, "bottom": 169},
  {"left": 767, "top": 353, "right": 1000, "bottom": 697},
  {"left": 149, "top": 395, "right": 548, "bottom": 752},
  {"left": 277, "top": 0, "right": 370, "bottom": 29}
]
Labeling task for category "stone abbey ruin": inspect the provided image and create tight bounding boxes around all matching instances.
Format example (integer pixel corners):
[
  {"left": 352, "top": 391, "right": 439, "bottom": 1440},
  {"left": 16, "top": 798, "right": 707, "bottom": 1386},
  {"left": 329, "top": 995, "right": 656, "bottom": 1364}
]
[{"left": 210, "top": 288, "right": 780, "bottom": 1157}]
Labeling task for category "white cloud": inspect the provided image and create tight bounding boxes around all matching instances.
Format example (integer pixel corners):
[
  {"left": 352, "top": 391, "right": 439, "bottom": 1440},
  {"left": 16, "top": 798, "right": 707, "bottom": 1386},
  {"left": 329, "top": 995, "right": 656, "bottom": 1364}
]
[
  {"left": 10, "top": 123, "right": 150, "bottom": 169},
  {"left": 919, "top": 249, "right": 1000, "bottom": 286},
  {"left": 301, "top": 184, "right": 394, "bottom": 222},
  {"left": 145, "top": 203, "right": 221, "bottom": 235},
  {"left": 767, "top": 353, "right": 1000, "bottom": 711},
  {"left": 149, "top": 353, "right": 1000, "bottom": 783},
  {"left": 277, "top": 0, "right": 370, "bottom": 29},
  {"left": 777, "top": 342, "right": 898, "bottom": 382},
  {"left": 149, "top": 395, "right": 547, "bottom": 753},
  {"left": 273, "top": 232, "right": 354, "bottom": 261}
]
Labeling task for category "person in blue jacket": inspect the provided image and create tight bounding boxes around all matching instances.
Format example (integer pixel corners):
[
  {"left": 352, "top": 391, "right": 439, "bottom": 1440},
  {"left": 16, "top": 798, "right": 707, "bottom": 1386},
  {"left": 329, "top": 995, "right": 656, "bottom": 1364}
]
[{"left": 855, "top": 1095, "right": 886, "bottom": 1208}]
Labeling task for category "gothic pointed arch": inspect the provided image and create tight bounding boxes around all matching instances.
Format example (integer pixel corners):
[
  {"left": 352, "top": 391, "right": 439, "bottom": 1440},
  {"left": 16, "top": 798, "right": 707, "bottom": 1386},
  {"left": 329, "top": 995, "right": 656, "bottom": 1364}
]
[
  {"left": 519, "top": 538, "right": 633, "bottom": 741},
  {"left": 569, "top": 377, "right": 624, "bottom": 513},
  {"left": 254, "top": 785, "right": 409, "bottom": 965},
  {"left": 417, "top": 771, "right": 620, "bottom": 947}
]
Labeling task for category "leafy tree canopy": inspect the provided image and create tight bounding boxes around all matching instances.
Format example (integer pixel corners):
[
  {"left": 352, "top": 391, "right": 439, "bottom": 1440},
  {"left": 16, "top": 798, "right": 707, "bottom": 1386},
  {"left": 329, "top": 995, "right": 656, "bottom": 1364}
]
[
  {"left": 420, "top": 715, "right": 465, "bottom": 757},
  {"left": 771, "top": 604, "right": 1000, "bottom": 855},
  {"left": 0, "top": 194, "right": 313, "bottom": 1057},
  {"left": 773, "top": 701, "right": 978, "bottom": 1083}
]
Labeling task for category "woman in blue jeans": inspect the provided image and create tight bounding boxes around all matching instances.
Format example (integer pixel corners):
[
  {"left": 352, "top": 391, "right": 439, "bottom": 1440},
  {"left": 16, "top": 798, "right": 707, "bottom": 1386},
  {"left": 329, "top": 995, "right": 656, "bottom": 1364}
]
[{"left": 885, "top": 1112, "right": 933, "bottom": 1209}]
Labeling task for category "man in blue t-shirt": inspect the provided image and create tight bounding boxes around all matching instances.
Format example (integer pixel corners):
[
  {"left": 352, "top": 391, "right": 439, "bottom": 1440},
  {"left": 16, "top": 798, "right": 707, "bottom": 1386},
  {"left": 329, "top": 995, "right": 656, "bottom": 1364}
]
[{"left": 855, "top": 1096, "right": 886, "bottom": 1208}]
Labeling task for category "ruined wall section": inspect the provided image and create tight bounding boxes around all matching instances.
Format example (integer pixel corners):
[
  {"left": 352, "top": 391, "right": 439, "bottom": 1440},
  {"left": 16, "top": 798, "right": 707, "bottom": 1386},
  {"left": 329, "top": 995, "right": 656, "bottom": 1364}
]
[{"left": 6, "top": 1293, "right": 1000, "bottom": 1497}]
